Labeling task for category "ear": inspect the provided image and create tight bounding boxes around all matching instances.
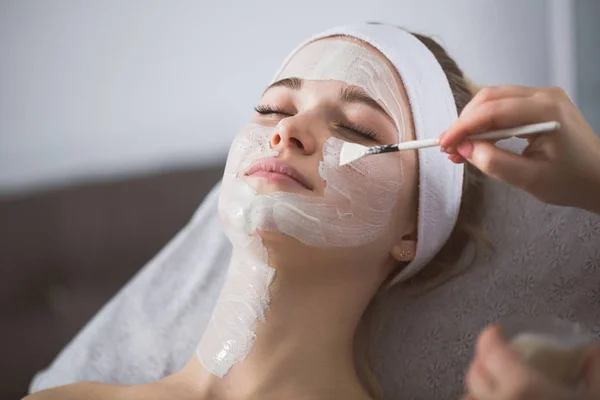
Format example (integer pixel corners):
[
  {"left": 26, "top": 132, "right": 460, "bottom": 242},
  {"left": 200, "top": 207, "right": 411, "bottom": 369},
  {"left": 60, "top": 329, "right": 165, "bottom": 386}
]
[{"left": 390, "top": 234, "right": 417, "bottom": 262}]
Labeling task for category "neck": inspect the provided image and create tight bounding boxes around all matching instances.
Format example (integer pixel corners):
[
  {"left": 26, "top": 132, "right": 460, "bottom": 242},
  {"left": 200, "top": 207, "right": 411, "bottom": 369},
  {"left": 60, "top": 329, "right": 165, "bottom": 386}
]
[{"left": 180, "top": 235, "right": 386, "bottom": 400}]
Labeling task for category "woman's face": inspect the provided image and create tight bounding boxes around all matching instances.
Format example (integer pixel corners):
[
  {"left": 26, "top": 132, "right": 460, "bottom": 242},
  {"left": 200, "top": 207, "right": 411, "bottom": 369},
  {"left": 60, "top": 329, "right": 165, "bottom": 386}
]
[{"left": 219, "top": 37, "right": 418, "bottom": 267}]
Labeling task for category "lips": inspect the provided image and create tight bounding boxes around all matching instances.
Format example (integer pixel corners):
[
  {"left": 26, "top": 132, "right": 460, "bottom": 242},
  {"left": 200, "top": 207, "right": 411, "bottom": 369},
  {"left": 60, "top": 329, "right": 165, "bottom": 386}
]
[{"left": 245, "top": 158, "right": 313, "bottom": 191}]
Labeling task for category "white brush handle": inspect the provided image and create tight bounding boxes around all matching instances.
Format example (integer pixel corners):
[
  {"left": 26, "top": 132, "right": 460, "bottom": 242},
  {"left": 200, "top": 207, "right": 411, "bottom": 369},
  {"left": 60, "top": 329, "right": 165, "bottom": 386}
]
[
  {"left": 396, "top": 138, "right": 438, "bottom": 150},
  {"left": 396, "top": 121, "right": 560, "bottom": 151},
  {"left": 471, "top": 121, "right": 560, "bottom": 141}
]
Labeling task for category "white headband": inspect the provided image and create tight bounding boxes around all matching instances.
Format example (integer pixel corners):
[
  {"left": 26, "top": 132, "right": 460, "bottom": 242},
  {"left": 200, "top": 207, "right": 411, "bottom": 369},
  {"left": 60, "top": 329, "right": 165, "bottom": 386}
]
[{"left": 273, "top": 24, "right": 464, "bottom": 284}]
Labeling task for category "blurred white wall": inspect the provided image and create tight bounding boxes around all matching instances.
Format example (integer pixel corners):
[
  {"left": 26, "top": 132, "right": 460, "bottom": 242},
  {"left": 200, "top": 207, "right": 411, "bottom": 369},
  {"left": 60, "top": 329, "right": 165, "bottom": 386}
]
[{"left": 0, "top": 0, "right": 563, "bottom": 194}]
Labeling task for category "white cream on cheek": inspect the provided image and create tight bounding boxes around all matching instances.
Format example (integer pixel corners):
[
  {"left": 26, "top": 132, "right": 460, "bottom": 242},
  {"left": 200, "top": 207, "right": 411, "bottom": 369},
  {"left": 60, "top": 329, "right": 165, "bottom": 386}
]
[
  {"left": 197, "top": 39, "right": 408, "bottom": 378},
  {"left": 221, "top": 123, "right": 402, "bottom": 247}
]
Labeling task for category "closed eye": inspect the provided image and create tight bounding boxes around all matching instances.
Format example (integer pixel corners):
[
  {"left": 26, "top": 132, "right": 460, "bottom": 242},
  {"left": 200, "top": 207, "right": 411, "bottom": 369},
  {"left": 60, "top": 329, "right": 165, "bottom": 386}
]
[
  {"left": 254, "top": 104, "right": 293, "bottom": 116},
  {"left": 335, "top": 122, "right": 379, "bottom": 141}
]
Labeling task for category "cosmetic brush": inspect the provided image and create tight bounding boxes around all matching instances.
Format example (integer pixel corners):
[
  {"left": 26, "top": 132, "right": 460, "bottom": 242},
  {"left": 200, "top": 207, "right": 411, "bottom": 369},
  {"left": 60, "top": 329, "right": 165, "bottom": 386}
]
[{"left": 339, "top": 121, "right": 561, "bottom": 166}]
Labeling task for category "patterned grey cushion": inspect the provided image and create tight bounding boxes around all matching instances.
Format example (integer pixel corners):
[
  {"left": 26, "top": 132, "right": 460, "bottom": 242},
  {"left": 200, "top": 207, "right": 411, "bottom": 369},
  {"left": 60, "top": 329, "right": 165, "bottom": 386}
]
[{"left": 373, "top": 175, "right": 600, "bottom": 399}]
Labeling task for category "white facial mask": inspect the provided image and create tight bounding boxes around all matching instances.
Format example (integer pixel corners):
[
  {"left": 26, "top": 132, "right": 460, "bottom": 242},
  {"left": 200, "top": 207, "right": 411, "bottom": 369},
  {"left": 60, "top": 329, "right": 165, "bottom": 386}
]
[
  {"left": 197, "top": 38, "right": 408, "bottom": 378},
  {"left": 219, "top": 123, "right": 403, "bottom": 247}
]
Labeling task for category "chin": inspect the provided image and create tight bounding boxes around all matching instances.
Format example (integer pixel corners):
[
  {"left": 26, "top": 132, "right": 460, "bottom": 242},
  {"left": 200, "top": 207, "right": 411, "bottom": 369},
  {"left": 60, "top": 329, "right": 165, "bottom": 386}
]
[
  {"left": 258, "top": 229, "right": 321, "bottom": 256},
  {"left": 256, "top": 229, "right": 302, "bottom": 246}
]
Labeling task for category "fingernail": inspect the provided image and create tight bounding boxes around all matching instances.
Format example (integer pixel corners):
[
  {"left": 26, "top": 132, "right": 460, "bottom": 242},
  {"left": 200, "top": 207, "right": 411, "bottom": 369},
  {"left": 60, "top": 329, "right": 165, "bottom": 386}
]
[
  {"left": 437, "top": 131, "right": 447, "bottom": 144},
  {"left": 440, "top": 146, "right": 447, "bottom": 153},
  {"left": 457, "top": 141, "right": 474, "bottom": 159}
]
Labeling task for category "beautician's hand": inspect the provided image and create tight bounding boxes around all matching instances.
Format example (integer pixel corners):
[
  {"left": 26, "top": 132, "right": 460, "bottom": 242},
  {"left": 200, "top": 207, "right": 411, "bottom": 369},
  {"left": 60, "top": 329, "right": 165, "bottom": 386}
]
[
  {"left": 461, "top": 325, "right": 600, "bottom": 400},
  {"left": 439, "top": 86, "right": 600, "bottom": 214}
]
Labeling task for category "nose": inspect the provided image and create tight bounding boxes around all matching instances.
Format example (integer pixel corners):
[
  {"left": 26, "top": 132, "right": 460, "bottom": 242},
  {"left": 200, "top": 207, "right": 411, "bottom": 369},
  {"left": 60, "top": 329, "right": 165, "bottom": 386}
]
[{"left": 270, "top": 115, "right": 318, "bottom": 155}]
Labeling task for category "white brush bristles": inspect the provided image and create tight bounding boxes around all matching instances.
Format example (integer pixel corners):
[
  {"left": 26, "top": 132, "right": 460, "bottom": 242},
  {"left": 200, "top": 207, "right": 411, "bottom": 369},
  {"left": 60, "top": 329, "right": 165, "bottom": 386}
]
[{"left": 339, "top": 142, "right": 368, "bottom": 166}]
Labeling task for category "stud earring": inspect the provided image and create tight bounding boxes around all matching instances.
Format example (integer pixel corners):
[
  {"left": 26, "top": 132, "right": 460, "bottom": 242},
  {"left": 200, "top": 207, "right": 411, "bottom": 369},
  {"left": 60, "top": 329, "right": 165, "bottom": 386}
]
[{"left": 398, "top": 249, "right": 412, "bottom": 259}]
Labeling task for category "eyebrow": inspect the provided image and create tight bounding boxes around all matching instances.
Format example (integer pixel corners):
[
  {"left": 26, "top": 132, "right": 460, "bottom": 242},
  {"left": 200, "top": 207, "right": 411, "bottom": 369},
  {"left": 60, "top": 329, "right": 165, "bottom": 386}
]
[
  {"left": 264, "top": 77, "right": 393, "bottom": 123},
  {"left": 264, "top": 77, "right": 303, "bottom": 93}
]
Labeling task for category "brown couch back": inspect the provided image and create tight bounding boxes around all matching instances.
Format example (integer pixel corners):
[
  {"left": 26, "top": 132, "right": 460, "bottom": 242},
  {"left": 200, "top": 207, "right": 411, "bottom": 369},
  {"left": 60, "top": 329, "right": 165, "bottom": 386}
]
[{"left": 0, "top": 164, "right": 224, "bottom": 398}]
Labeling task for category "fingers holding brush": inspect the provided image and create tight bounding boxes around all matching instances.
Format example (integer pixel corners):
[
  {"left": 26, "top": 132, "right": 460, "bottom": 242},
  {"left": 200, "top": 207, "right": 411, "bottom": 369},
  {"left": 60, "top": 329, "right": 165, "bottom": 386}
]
[
  {"left": 441, "top": 86, "right": 552, "bottom": 145},
  {"left": 439, "top": 85, "right": 600, "bottom": 213}
]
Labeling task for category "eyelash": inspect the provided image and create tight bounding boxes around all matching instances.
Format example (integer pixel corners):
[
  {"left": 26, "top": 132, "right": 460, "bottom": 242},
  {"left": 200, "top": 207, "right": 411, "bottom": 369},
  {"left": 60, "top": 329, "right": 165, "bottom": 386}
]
[
  {"left": 254, "top": 104, "right": 292, "bottom": 116},
  {"left": 336, "top": 122, "right": 379, "bottom": 141},
  {"left": 253, "top": 104, "right": 379, "bottom": 141}
]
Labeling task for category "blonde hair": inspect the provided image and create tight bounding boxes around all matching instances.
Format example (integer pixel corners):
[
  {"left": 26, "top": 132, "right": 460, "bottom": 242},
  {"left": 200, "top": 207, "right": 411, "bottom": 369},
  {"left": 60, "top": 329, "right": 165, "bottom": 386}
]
[{"left": 355, "top": 28, "right": 485, "bottom": 400}]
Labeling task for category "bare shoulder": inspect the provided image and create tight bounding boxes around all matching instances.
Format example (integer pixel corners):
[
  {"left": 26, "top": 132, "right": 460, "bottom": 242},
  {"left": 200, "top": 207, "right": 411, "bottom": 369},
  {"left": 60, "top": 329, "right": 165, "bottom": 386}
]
[
  {"left": 24, "top": 382, "right": 130, "bottom": 400},
  {"left": 23, "top": 381, "right": 194, "bottom": 400}
]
